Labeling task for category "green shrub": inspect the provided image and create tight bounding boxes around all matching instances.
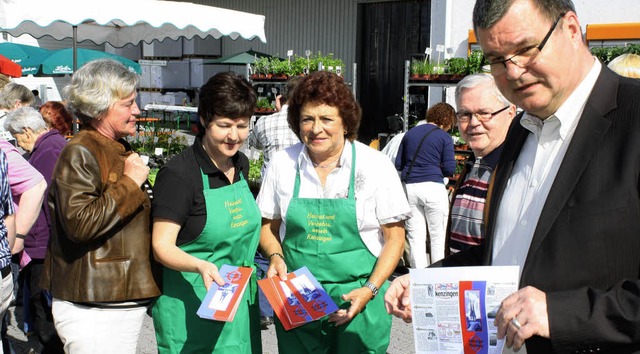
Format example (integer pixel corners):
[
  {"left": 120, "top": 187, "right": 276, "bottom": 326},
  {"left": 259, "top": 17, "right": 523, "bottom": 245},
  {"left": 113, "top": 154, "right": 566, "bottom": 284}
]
[
  {"left": 591, "top": 44, "right": 640, "bottom": 64},
  {"left": 467, "top": 50, "right": 486, "bottom": 74},
  {"left": 445, "top": 57, "right": 468, "bottom": 75}
]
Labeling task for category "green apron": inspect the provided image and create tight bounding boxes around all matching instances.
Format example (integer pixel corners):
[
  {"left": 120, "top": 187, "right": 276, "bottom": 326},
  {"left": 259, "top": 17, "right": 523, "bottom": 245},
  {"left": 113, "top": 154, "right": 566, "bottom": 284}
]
[
  {"left": 153, "top": 170, "right": 262, "bottom": 354},
  {"left": 277, "top": 143, "right": 391, "bottom": 354}
]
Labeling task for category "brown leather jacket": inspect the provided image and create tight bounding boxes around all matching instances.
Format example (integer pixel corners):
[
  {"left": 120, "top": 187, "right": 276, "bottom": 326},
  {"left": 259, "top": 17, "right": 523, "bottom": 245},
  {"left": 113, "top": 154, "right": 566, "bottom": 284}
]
[{"left": 41, "top": 127, "right": 160, "bottom": 302}]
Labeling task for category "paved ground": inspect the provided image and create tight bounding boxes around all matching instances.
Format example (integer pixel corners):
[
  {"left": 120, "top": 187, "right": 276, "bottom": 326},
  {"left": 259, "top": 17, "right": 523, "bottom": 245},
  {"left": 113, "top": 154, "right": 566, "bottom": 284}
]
[
  {"left": 7, "top": 270, "right": 415, "bottom": 353},
  {"left": 7, "top": 303, "right": 414, "bottom": 354}
]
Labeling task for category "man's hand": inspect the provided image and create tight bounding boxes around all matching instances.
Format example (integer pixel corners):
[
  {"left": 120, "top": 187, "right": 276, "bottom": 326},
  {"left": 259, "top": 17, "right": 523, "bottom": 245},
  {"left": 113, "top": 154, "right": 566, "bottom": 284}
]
[
  {"left": 383, "top": 274, "right": 413, "bottom": 323},
  {"left": 494, "top": 286, "right": 549, "bottom": 351}
]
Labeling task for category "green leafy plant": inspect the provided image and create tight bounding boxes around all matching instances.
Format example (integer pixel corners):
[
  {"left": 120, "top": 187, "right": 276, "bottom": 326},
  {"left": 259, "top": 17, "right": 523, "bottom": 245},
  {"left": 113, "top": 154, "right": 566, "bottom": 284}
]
[
  {"left": 446, "top": 57, "right": 468, "bottom": 75},
  {"left": 269, "top": 57, "right": 289, "bottom": 76},
  {"left": 128, "top": 130, "right": 189, "bottom": 170},
  {"left": 253, "top": 56, "right": 270, "bottom": 75},
  {"left": 455, "top": 161, "right": 465, "bottom": 175},
  {"left": 256, "top": 97, "right": 272, "bottom": 110},
  {"left": 411, "top": 59, "right": 422, "bottom": 76},
  {"left": 291, "top": 56, "right": 308, "bottom": 76},
  {"left": 590, "top": 43, "right": 640, "bottom": 64},
  {"left": 248, "top": 153, "right": 264, "bottom": 181},
  {"left": 252, "top": 52, "right": 346, "bottom": 77},
  {"left": 322, "top": 53, "right": 345, "bottom": 74},
  {"left": 467, "top": 49, "right": 486, "bottom": 74},
  {"left": 148, "top": 168, "right": 159, "bottom": 186}
]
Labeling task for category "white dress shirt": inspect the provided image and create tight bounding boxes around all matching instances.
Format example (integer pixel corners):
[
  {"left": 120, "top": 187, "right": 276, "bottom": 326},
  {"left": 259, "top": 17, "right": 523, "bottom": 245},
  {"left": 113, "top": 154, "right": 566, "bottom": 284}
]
[
  {"left": 257, "top": 139, "right": 411, "bottom": 256},
  {"left": 492, "top": 59, "right": 602, "bottom": 270}
]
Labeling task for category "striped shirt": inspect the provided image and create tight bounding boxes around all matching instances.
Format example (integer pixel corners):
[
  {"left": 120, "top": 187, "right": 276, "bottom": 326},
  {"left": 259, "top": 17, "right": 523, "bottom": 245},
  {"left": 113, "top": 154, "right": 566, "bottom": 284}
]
[{"left": 448, "top": 145, "right": 502, "bottom": 253}]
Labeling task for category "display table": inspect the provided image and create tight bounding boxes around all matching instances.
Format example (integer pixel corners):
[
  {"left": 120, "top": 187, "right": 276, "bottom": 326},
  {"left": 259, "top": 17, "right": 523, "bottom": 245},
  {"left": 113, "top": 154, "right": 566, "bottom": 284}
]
[
  {"left": 136, "top": 117, "right": 161, "bottom": 135},
  {"left": 144, "top": 104, "right": 197, "bottom": 130}
]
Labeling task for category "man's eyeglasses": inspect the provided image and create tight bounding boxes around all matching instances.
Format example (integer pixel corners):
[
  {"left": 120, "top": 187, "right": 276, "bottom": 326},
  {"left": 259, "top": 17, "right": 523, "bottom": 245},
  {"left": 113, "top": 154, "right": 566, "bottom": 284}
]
[
  {"left": 487, "top": 13, "right": 566, "bottom": 75},
  {"left": 456, "top": 106, "right": 510, "bottom": 123}
]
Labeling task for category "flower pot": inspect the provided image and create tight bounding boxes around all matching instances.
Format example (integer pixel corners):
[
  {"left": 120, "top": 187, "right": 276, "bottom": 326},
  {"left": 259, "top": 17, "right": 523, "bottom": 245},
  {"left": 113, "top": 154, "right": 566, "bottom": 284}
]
[{"left": 439, "top": 74, "right": 452, "bottom": 82}]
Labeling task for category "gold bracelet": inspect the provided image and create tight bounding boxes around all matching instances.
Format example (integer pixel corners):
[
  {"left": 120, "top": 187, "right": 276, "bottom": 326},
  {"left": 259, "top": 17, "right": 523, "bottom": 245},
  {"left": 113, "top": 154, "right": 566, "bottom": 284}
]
[{"left": 269, "top": 252, "right": 285, "bottom": 261}]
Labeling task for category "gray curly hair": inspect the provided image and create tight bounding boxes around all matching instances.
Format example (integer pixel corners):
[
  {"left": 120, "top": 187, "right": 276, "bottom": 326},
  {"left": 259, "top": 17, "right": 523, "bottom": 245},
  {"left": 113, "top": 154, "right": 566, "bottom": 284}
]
[{"left": 63, "top": 59, "right": 139, "bottom": 124}]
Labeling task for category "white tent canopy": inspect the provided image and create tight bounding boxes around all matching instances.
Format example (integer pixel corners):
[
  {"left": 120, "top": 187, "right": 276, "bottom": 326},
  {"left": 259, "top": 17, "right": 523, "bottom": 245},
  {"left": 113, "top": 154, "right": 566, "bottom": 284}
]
[{"left": 0, "top": 0, "right": 267, "bottom": 46}]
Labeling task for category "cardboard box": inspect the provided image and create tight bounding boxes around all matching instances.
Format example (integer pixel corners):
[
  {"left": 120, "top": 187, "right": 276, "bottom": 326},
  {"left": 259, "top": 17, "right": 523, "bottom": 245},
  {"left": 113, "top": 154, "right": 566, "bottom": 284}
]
[
  {"left": 183, "top": 37, "right": 221, "bottom": 56},
  {"left": 142, "top": 38, "right": 183, "bottom": 58},
  {"left": 105, "top": 43, "right": 142, "bottom": 61},
  {"left": 158, "top": 61, "right": 190, "bottom": 88},
  {"left": 189, "top": 59, "right": 231, "bottom": 88}
]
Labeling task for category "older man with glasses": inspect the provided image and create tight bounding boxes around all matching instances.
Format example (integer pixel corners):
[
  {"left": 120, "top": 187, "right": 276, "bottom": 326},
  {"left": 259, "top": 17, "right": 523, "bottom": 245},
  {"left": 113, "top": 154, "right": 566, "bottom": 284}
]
[
  {"left": 447, "top": 73, "right": 515, "bottom": 254},
  {"left": 385, "top": 1, "right": 640, "bottom": 353}
]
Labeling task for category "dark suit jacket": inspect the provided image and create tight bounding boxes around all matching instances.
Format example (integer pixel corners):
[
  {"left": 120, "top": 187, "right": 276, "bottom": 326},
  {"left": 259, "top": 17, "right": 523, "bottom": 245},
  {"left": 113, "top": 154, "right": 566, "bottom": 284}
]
[{"left": 441, "top": 66, "right": 640, "bottom": 353}]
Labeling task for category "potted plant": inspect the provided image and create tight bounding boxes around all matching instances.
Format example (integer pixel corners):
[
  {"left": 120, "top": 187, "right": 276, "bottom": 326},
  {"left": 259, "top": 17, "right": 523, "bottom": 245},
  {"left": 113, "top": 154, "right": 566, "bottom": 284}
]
[
  {"left": 445, "top": 57, "right": 467, "bottom": 81},
  {"left": 292, "top": 55, "right": 307, "bottom": 76},
  {"left": 410, "top": 59, "right": 423, "bottom": 79},
  {"left": 430, "top": 61, "right": 444, "bottom": 81},
  {"left": 467, "top": 50, "right": 486, "bottom": 75},
  {"left": 269, "top": 57, "right": 289, "bottom": 79},
  {"left": 323, "top": 53, "right": 345, "bottom": 76},
  {"left": 252, "top": 56, "right": 271, "bottom": 79},
  {"left": 453, "top": 160, "right": 465, "bottom": 181},
  {"left": 256, "top": 97, "right": 271, "bottom": 112},
  {"left": 248, "top": 153, "right": 264, "bottom": 195}
]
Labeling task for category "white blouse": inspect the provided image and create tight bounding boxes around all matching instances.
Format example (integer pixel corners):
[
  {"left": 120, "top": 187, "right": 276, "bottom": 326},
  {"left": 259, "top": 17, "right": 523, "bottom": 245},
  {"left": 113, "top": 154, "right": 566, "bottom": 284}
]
[{"left": 257, "top": 140, "right": 411, "bottom": 256}]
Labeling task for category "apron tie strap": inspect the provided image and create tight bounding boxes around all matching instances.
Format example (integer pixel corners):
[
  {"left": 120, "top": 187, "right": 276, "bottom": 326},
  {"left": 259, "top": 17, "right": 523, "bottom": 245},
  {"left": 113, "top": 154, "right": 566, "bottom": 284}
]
[{"left": 242, "top": 260, "right": 258, "bottom": 305}]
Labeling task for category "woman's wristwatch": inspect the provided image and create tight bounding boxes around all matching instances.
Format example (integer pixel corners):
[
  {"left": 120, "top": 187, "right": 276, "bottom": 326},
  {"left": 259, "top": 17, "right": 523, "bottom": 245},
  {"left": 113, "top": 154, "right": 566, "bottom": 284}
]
[{"left": 364, "top": 281, "right": 379, "bottom": 299}]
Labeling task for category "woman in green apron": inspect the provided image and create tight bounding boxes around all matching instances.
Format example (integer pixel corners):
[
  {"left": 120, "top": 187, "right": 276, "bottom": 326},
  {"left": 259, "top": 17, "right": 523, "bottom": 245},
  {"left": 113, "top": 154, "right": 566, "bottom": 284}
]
[
  {"left": 151, "top": 73, "right": 263, "bottom": 353},
  {"left": 257, "top": 71, "right": 411, "bottom": 353}
]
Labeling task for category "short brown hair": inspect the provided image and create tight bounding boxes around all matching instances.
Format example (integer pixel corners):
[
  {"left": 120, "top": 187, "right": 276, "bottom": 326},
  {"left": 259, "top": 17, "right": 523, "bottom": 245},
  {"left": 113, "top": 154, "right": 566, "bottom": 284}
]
[
  {"left": 426, "top": 102, "right": 456, "bottom": 128},
  {"left": 287, "top": 71, "right": 361, "bottom": 141},
  {"left": 40, "top": 101, "right": 73, "bottom": 136},
  {"left": 197, "top": 72, "right": 256, "bottom": 135}
]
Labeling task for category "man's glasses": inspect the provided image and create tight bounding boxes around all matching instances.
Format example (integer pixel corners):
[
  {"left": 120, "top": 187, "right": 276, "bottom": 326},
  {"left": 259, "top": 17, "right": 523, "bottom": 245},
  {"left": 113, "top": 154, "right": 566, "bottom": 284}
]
[
  {"left": 456, "top": 106, "right": 509, "bottom": 123},
  {"left": 487, "top": 13, "right": 566, "bottom": 75}
]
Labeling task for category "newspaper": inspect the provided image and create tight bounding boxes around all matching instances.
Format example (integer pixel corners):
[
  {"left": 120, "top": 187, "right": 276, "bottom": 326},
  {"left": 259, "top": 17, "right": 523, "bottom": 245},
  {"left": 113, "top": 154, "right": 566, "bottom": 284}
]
[{"left": 409, "top": 266, "right": 519, "bottom": 354}]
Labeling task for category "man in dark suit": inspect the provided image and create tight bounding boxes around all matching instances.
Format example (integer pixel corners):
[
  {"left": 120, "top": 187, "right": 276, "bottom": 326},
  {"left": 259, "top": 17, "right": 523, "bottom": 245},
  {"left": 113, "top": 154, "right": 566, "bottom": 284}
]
[{"left": 384, "top": 1, "right": 640, "bottom": 353}]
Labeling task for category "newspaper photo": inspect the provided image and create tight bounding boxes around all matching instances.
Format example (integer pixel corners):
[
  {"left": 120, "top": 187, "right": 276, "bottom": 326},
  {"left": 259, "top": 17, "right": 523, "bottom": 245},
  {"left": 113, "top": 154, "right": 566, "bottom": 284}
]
[{"left": 409, "top": 266, "right": 519, "bottom": 354}]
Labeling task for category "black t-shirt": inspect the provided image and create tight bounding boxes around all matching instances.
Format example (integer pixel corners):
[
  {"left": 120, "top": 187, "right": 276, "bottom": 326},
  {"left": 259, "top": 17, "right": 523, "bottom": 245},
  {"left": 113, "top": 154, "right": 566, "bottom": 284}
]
[{"left": 151, "top": 136, "right": 250, "bottom": 245}]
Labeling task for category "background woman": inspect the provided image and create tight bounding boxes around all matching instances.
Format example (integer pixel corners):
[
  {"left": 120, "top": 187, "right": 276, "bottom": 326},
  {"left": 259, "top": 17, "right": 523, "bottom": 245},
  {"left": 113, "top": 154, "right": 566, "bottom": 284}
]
[
  {"left": 39, "top": 101, "right": 73, "bottom": 137},
  {"left": 151, "top": 72, "right": 262, "bottom": 353},
  {"left": 4, "top": 107, "right": 66, "bottom": 352},
  {"left": 257, "top": 71, "right": 410, "bottom": 353},
  {"left": 0, "top": 83, "right": 35, "bottom": 142},
  {"left": 41, "top": 59, "right": 160, "bottom": 353},
  {"left": 395, "top": 102, "right": 456, "bottom": 267}
]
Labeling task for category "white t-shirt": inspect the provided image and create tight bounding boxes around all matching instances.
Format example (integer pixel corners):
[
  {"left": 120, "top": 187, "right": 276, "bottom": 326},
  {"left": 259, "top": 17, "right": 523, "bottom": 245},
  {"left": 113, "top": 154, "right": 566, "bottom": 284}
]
[{"left": 257, "top": 140, "right": 411, "bottom": 256}]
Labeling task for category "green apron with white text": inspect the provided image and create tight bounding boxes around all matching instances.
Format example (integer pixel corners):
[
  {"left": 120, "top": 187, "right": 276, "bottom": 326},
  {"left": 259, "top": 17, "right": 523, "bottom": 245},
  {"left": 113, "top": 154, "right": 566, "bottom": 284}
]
[
  {"left": 153, "top": 171, "right": 262, "bottom": 354},
  {"left": 277, "top": 143, "right": 391, "bottom": 354}
]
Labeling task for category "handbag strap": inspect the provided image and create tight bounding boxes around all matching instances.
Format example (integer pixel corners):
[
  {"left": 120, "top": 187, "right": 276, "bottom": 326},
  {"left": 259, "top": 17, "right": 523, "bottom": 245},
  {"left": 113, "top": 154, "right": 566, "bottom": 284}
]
[{"left": 402, "top": 125, "right": 439, "bottom": 182}]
